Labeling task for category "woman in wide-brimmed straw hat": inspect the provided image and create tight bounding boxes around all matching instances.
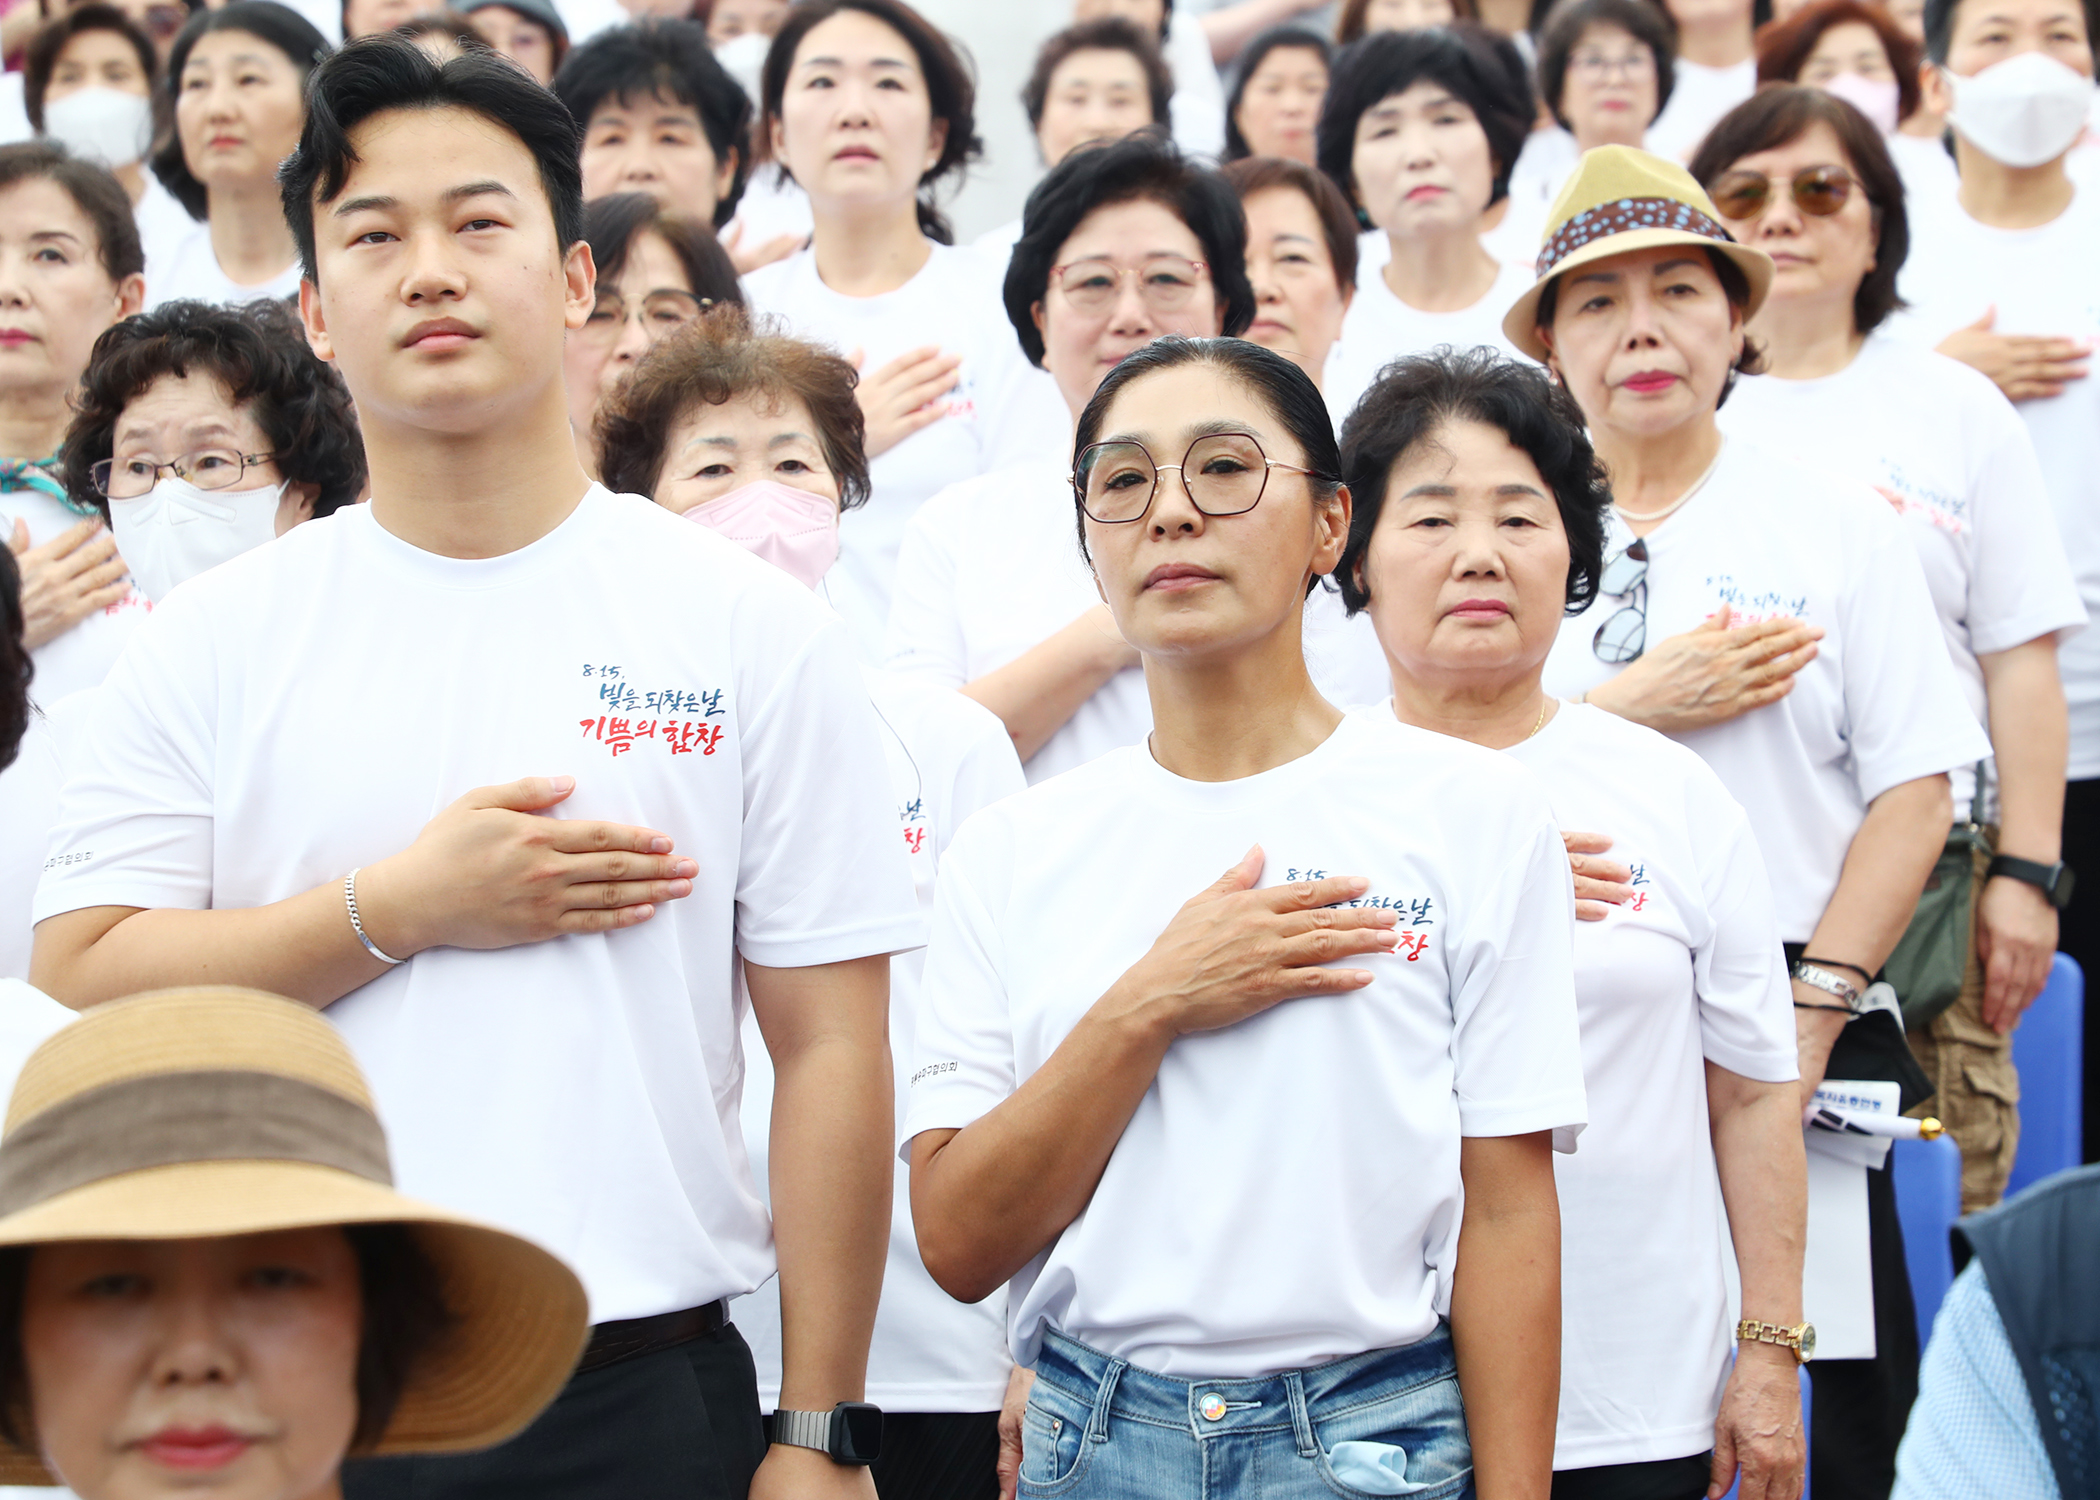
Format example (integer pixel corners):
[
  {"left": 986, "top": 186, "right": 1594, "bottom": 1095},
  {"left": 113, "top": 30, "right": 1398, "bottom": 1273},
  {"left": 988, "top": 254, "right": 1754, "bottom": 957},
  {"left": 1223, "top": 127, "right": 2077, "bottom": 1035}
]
[
  {"left": 0, "top": 986, "right": 588, "bottom": 1500},
  {"left": 1517, "top": 144, "right": 1991, "bottom": 1495}
]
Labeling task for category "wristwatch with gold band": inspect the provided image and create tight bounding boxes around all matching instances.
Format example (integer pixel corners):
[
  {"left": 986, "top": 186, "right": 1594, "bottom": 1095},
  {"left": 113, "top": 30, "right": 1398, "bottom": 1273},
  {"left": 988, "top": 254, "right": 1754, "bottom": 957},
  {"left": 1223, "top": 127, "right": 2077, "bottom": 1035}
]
[{"left": 1736, "top": 1318, "right": 1816, "bottom": 1364}]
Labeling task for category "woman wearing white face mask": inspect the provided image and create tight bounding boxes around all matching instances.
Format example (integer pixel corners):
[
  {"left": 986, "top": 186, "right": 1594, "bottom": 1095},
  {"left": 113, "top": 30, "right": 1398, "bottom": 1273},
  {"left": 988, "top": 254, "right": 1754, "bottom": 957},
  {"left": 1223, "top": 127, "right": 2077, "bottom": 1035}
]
[
  {"left": 60, "top": 297, "right": 366, "bottom": 604},
  {"left": 597, "top": 304, "right": 1027, "bottom": 1500}
]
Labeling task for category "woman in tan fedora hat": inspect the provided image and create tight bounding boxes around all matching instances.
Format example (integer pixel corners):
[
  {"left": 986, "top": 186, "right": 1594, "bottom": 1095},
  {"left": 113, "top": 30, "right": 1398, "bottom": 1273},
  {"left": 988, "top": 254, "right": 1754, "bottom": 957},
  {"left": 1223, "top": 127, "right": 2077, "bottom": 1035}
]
[
  {"left": 1515, "top": 145, "right": 1989, "bottom": 1498},
  {"left": 0, "top": 986, "right": 588, "bottom": 1500}
]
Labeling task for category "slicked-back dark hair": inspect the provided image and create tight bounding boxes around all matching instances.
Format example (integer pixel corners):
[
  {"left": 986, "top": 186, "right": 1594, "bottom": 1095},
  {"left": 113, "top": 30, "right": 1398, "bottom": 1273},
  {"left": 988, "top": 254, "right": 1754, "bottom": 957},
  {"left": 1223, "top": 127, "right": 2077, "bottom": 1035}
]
[
  {"left": 760, "top": 0, "right": 980, "bottom": 244},
  {"left": 0, "top": 141, "right": 143, "bottom": 284},
  {"left": 1317, "top": 24, "right": 1533, "bottom": 211},
  {"left": 1223, "top": 24, "right": 1330, "bottom": 161},
  {"left": 1004, "top": 129, "right": 1255, "bottom": 369},
  {"left": 23, "top": 3, "right": 159, "bottom": 131},
  {"left": 552, "top": 19, "right": 752, "bottom": 228},
  {"left": 62, "top": 298, "right": 368, "bottom": 522},
  {"left": 153, "top": 2, "right": 330, "bottom": 222},
  {"left": 1022, "top": 17, "right": 1173, "bottom": 137},
  {"left": 1536, "top": 0, "right": 1677, "bottom": 126},
  {"left": 0, "top": 548, "right": 29, "bottom": 775},
  {"left": 1922, "top": 0, "right": 2099, "bottom": 59},
  {"left": 1070, "top": 335, "right": 1341, "bottom": 571},
  {"left": 1689, "top": 85, "right": 1907, "bottom": 334},
  {"left": 1337, "top": 346, "right": 1609, "bottom": 614},
  {"left": 280, "top": 35, "right": 586, "bottom": 284}
]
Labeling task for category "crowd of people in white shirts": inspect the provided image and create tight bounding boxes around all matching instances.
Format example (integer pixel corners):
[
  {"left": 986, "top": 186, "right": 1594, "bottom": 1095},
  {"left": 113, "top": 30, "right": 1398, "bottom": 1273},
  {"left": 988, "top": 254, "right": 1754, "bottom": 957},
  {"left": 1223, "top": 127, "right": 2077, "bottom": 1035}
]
[{"left": 0, "top": 0, "right": 2096, "bottom": 1497}]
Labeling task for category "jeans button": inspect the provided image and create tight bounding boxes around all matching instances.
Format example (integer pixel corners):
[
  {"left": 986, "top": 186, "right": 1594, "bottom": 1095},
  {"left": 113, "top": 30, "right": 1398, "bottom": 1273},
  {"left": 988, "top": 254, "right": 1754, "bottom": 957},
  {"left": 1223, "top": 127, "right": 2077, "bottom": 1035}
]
[{"left": 1198, "top": 1393, "right": 1227, "bottom": 1422}]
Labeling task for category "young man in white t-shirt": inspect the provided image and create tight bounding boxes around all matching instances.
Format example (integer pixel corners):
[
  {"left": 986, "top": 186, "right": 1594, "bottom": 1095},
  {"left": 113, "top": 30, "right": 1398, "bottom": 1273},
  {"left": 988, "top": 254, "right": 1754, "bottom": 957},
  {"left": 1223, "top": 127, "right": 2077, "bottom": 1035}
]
[
  {"left": 29, "top": 39, "right": 920, "bottom": 1500},
  {"left": 1895, "top": 0, "right": 2100, "bottom": 1160}
]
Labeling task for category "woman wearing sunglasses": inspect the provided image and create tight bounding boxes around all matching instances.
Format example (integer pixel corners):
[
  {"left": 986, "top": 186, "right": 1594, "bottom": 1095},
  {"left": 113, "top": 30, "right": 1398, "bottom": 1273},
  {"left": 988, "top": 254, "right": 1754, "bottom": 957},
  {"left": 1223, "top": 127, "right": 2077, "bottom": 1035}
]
[
  {"left": 1695, "top": 88, "right": 2085, "bottom": 1216},
  {"left": 906, "top": 334, "right": 1585, "bottom": 1500},
  {"left": 1517, "top": 145, "right": 1988, "bottom": 1497}
]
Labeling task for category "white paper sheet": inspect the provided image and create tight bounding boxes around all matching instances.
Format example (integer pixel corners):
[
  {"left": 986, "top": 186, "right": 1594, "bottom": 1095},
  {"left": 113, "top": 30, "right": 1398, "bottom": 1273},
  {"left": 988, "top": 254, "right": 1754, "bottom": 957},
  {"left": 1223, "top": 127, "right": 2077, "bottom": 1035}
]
[{"left": 1801, "top": 1078, "right": 1897, "bottom": 1360}]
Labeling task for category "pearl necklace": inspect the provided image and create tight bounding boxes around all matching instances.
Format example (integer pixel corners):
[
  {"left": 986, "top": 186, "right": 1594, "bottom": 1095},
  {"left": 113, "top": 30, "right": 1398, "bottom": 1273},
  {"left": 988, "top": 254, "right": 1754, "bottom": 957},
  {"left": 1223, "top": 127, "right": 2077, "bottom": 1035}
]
[{"left": 1615, "top": 442, "right": 1726, "bottom": 524}]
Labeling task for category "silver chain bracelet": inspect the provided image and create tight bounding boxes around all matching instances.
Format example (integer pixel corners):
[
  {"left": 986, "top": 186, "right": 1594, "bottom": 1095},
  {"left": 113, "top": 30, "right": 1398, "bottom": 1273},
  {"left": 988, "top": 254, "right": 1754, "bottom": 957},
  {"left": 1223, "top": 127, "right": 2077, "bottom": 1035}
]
[{"left": 344, "top": 868, "right": 406, "bottom": 966}]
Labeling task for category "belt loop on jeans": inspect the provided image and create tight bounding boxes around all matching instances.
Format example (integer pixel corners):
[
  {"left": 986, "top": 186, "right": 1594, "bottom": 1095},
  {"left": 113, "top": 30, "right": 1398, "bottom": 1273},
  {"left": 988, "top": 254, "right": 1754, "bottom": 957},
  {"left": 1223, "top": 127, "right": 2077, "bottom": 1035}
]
[
  {"left": 1283, "top": 1369, "right": 1317, "bottom": 1458},
  {"left": 1085, "top": 1357, "right": 1128, "bottom": 1445}
]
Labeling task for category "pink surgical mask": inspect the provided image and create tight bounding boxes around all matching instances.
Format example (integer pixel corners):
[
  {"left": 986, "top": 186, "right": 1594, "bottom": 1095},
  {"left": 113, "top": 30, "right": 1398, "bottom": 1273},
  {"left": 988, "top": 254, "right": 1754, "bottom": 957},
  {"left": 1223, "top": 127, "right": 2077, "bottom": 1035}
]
[
  {"left": 1821, "top": 71, "right": 1902, "bottom": 135},
  {"left": 681, "top": 479, "right": 840, "bottom": 589}
]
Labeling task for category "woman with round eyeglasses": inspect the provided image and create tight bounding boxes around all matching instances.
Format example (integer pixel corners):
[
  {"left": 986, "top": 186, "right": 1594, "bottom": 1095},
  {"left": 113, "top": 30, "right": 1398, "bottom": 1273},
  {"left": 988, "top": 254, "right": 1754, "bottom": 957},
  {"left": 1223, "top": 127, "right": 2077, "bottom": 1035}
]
[
  {"left": 905, "top": 334, "right": 1585, "bottom": 1500},
  {"left": 560, "top": 192, "right": 741, "bottom": 479},
  {"left": 1516, "top": 145, "right": 1990, "bottom": 1495},
  {"left": 887, "top": 131, "right": 1256, "bottom": 785},
  {"left": 1696, "top": 87, "right": 2084, "bottom": 1215}
]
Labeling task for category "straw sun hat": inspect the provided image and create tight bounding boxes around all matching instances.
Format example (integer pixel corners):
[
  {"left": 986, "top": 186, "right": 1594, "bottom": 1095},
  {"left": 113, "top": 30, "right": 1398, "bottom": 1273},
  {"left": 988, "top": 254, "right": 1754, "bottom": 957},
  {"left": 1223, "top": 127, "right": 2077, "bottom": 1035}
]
[
  {"left": 0, "top": 987, "right": 589, "bottom": 1486},
  {"left": 1501, "top": 144, "right": 1775, "bottom": 363}
]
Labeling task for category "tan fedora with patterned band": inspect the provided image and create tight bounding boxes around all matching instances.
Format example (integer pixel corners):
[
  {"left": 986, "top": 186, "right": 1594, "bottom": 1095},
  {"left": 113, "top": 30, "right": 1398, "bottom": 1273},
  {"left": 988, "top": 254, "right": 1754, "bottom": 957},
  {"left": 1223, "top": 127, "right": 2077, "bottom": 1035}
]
[
  {"left": 1501, "top": 144, "right": 1775, "bottom": 362},
  {"left": 0, "top": 987, "right": 590, "bottom": 1486}
]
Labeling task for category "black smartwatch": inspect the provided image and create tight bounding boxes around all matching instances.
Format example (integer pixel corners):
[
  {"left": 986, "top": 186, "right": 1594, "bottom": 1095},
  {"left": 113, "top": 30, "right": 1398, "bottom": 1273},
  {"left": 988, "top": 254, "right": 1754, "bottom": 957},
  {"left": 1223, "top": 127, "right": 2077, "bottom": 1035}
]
[
  {"left": 1986, "top": 855, "right": 2076, "bottom": 910},
  {"left": 771, "top": 1403, "right": 883, "bottom": 1466}
]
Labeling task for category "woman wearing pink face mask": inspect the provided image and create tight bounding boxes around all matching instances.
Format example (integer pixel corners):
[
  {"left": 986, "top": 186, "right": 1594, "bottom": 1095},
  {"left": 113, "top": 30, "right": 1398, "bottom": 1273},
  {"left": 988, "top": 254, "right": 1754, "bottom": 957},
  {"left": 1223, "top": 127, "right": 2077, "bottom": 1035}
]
[
  {"left": 1754, "top": 0, "right": 1958, "bottom": 202},
  {"left": 597, "top": 302, "right": 1028, "bottom": 1499}
]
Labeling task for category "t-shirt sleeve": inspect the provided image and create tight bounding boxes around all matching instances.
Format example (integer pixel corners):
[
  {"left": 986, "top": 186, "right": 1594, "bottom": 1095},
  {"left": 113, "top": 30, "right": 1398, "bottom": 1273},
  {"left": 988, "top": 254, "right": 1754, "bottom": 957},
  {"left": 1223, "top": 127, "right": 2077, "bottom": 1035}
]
[
  {"left": 933, "top": 709, "right": 1026, "bottom": 863},
  {"left": 733, "top": 610, "right": 926, "bottom": 967},
  {"left": 883, "top": 492, "right": 971, "bottom": 687},
  {"left": 1448, "top": 789, "right": 1588, "bottom": 1149},
  {"left": 1963, "top": 382, "right": 2088, "bottom": 655},
  {"left": 1683, "top": 761, "right": 1799, "bottom": 1083},
  {"left": 1836, "top": 496, "right": 1994, "bottom": 803},
  {"left": 32, "top": 597, "right": 220, "bottom": 922},
  {"left": 898, "top": 816, "right": 1017, "bottom": 1156}
]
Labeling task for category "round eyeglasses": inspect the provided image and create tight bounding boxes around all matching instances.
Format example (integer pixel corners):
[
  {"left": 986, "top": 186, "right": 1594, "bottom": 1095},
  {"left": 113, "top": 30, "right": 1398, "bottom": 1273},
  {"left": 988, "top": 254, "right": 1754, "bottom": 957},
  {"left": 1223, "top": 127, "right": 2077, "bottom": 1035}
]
[
  {"left": 577, "top": 288, "right": 713, "bottom": 345},
  {"left": 1073, "top": 432, "right": 1317, "bottom": 525},
  {"left": 92, "top": 449, "right": 278, "bottom": 500}
]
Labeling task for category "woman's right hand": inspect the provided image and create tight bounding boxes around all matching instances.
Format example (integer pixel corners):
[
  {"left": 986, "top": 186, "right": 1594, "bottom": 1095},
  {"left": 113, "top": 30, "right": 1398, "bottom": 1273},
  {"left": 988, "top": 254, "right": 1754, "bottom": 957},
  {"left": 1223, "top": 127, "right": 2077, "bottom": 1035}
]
[
  {"left": 1587, "top": 605, "right": 1822, "bottom": 734},
  {"left": 10, "top": 518, "right": 131, "bottom": 650},
  {"left": 352, "top": 777, "right": 697, "bottom": 957},
  {"left": 851, "top": 345, "right": 963, "bottom": 458},
  {"left": 1106, "top": 846, "right": 1400, "bottom": 1039},
  {"left": 1937, "top": 306, "right": 2091, "bottom": 402}
]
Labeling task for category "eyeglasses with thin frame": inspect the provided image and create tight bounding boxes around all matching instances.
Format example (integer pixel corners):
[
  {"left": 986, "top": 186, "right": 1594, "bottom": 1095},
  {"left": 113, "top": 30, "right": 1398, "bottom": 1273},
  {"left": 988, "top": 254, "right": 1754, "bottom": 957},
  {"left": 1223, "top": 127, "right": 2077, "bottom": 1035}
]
[
  {"left": 578, "top": 288, "right": 713, "bottom": 344},
  {"left": 1707, "top": 165, "right": 1855, "bottom": 222},
  {"left": 1074, "top": 431, "right": 1317, "bottom": 525},
  {"left": 92, "top": 449, "right": 278, "bottom": 501},
  {"left": 1049, "top": 256, "right": 1211, "bottom": 316},
  {"left": 1592, "top": 537, "right": 1648, "bottom": 664},
  {"left": 1567, "top": 48, "right": 1656, "bottom": 81}
]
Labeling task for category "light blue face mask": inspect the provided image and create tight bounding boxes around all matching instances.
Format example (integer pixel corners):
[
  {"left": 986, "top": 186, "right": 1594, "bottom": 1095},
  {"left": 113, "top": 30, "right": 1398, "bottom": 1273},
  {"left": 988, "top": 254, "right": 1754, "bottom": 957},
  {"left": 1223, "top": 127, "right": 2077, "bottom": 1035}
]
[{"left": 1326, "top": 1440, "right": 1438, "bottom": 1495}]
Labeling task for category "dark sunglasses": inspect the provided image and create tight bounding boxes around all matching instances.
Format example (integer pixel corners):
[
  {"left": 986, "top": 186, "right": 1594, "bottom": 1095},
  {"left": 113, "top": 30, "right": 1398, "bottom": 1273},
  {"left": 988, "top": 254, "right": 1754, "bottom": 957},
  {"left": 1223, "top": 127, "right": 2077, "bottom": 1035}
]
[{"left": 1708, "top": 165, "right": 1855, "bottom": 222}]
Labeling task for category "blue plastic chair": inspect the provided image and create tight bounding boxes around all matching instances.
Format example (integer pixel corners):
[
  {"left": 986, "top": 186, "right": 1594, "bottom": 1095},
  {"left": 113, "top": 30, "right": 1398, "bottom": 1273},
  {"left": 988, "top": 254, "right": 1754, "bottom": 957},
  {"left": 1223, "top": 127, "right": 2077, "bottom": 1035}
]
[
  {"left": 1893, "top": 1133, "right": 1964, "bottom": 1351},
  {"left": 2007, "top": 954, "right": 2085, "bottom": 1198}
]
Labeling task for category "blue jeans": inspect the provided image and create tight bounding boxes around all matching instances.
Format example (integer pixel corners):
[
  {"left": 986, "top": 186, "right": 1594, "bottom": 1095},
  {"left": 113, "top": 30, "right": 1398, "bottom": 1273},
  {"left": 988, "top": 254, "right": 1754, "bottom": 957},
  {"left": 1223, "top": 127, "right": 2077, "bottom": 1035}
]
[{"left": 1019, "top": 1326, "right": 1475, "bottom": 1499}]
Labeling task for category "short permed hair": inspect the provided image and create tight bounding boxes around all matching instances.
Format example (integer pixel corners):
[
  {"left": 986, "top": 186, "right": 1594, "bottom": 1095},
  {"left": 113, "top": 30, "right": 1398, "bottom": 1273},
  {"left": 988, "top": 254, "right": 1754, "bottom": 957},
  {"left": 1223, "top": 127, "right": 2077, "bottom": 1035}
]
[
  {"left": 1223, "top": 24, "right": 1331, "bottom": 161},
  {"left": 583, "top": 191, "right": 744, "bottom": 307},
  {"left": 0, "top": 141, "right": 143, "bottom": 285},
  {"left": 61, "top": 298, "right": 369, "bottom": 522},
  {"left": 1755, "top": 0, "right": 1921, "bottom": 120},
  {"left": 595, "top": 302, "right": 872, "bottom": 509},
  {"left": 1317, "top": 25, "right": 1533, "bottom": 211},
  {"left": 1336, "top": 346, "right": 1610, "bottom": 615},
  {"left": 1004, "top": 129, "right": 1256, "bottom": 368},
  {"left": 280, "top": 35, "right": 586, "bottom": 284},
  {"left": 154, "top": 2, "right": 331, "bottom": 223},
  {"left": 1535, "top": 0, "right": 1676, "bottom": 126},
  {"left": 1689, "top": 85, "right": 1908, "bottom": 334},
  {"left": 1219, "top": 154, "right": 1360, "bottom": 292},
  {"left": 552, "top": 19, "right": 753, "bottom": 228},
  {"left": 1022, "top": 17, "right": 1173, "bottom": 137},
  {"left": 23, "top": 4, "right": 158, "bottom": 132}
]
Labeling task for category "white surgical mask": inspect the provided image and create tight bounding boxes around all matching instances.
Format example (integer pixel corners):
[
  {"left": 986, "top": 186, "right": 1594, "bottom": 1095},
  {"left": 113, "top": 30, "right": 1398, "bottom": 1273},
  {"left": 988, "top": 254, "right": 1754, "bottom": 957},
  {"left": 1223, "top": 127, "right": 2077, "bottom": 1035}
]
[
  {"left": 110, "top": 476, "right": 285, "bottom": 602},
  {"left": 713, "top": 31, "right": 769, "bottom": 102},
  {"left": 1822, "top": 72, "right": 1902, "bottom": 135},
  {"left": 41, "top": 87, "right": 153, "bottom": 170},
  {"left": 680, "top": 479, "right": 839, "bottom": 590},
  {"left": 1943, "top": 51, "right": 2096, "bottom": 168}
]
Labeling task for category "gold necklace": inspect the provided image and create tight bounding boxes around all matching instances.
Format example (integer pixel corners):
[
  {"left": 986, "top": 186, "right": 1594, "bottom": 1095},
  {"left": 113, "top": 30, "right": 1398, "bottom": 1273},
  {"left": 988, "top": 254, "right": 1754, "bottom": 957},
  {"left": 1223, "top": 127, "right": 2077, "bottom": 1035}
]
[{"left": 1526, "top": 697, "right": 1551, "bottom": 740}]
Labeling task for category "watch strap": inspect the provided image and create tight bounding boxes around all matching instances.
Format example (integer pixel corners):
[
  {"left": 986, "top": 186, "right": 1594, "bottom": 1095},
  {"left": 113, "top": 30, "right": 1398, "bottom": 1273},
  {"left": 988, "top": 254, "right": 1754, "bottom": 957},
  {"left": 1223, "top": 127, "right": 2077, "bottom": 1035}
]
[
  {"left": 772, "top": 1409, "right": 832, "bottom": 1454},
  {"left": 1986, "top": 855, "right": 2075, "bottom": 909},
  {"left": 1789, "top": 961, "right": 1861, "bottom": 1012}
]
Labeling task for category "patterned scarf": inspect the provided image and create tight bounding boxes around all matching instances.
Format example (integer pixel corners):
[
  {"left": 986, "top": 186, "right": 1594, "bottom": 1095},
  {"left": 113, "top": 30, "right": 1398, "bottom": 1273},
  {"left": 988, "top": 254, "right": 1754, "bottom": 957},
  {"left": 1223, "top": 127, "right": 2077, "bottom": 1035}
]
[{"left": 0, "top": 455, "right": 98, "bottom": 520}]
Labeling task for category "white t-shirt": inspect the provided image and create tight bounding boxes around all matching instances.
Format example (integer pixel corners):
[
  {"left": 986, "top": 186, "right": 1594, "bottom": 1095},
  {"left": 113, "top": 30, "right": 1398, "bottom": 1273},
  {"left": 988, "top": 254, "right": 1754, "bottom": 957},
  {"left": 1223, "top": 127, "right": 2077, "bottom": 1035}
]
[
  {"left": 1891, "top": 187, "right": 2100, "bottom": 779},
  {"left": 901, "top": 711, "right": 1588, "bottom": 1379},
  {"left": 134, "top": 178, "right": 199, "bottom": 294},
  {"left": 34, "top": 486, "right": 924, "bottom": 1322},
  {"left": 970, "top": 216, "right": 1021, "bottom": 281},
  {"left": 1488, "top": 126, "right": 1582, "bottom": 270},
  {"left": 885, "top": 460, "right": 1150, "bottom": 785},
  {"left": 733, "top": 668, "right": 1023, "bottom": 1412},
  {"left": 1504, "top": 704, "right": 1796, "bottom": 1469},
  {"left": 741, "top": 244, "right": 1067, "bottom": 648},
  {"left": 1643, "top": 57, "right": 1755, "bottom": 164},
  {"left": 1322, "top": 257, "right": 1534, "bottom": 433},
  {"left": 1543, "top": 440, "right": 1990, "bottom": 940},
  {"left": 142, "top": 225, "right": 303, "bottom": 312},
  {"left": 1886, "top": 132, "right": 1960, "bottom": 216},
  {"left": 725, "top": 167, "right": 815, "bottom": 257},
  {"left": 1720, "top": 334, "right": 2086, "bottom": 816},
  {"left": 0, "top": 711, "right": 63, "bottom": 982},
  {"left": 1164, "top": 9, "right": 1227, "bottom": 160},
  {"left": 0, "top": 485, "right": 150, "bottom": 705}
]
